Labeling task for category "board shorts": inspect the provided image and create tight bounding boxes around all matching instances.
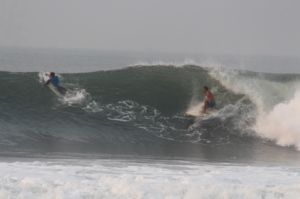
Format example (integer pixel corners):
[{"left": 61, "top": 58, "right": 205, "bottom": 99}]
[{"left": 207, "top": 100, "right": 215, "bottom": 108}]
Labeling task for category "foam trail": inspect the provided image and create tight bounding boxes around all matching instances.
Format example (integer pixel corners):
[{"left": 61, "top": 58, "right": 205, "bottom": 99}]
[{"left": 62, "top": 88, "right": 89, "bottom": 106}]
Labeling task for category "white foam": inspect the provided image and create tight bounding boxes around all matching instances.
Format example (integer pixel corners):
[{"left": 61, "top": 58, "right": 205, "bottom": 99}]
[
  {"left": 61, "top": 88, "right": 89, "bottom": 106},
  {"left": 130, "top": 58, "right": 199, "bottom": 67},
  {"left": 255, "top": 91, "right": 300, "bottom": 149},
  {"left": 209, "top": 67, "right": 300, "bottom": 150},
  {"left": 83, "top": 101, "right": 103, "bottom": 112},
  {"left": 130, "top": 57, "right": 227, "bottom": 70},
  {"left": 0, "top": 159, "right": 299, "bottom": 199},
  {"left": 185, "top": 102, "right": 203, "bottom": 117},
  {"left": 38, "top": 72, "right": 48, "bottom": 83}
]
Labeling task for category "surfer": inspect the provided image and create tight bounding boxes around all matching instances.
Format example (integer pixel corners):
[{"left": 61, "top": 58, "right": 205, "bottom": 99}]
[
  {"left": 202, "top": 86, "right": 215, "bottom": 113},
  {"left": 45, "top": 72, "right": 67, "bottom": 95}
]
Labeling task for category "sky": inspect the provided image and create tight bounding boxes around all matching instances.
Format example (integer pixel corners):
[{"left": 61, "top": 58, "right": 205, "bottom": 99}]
[{"left": 0, "top": 0, "right": 299, "bottom": 56}]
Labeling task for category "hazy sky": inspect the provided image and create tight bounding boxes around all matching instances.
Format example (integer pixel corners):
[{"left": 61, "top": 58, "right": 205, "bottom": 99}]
[{"left": 0, "top": 0, "right": 299, "bottom": 56}]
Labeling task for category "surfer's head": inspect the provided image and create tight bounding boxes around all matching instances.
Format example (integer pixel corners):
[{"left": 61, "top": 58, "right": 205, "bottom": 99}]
[
  {"left": 50, "top": 72, "right": 55, "bottom": 77},
  {"left": 203, "top": 86, "right": 209, "bottom": 91}
]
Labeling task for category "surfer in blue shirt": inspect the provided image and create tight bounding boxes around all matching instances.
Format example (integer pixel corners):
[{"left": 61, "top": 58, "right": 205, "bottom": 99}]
[{"left": 45, "top": 72, "right": 67, "bottom": 94}]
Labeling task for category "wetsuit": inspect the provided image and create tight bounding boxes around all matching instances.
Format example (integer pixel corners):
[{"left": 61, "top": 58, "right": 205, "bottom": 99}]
[
  {"left": 46, "top": 76, "right": 66, "bottom": 94},
  {"left": 49, "top": 76, "right": 60, "bottom": 87}
]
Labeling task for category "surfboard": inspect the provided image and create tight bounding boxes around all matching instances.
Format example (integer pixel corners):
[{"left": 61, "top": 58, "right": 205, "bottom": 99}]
[
  {"left": 185, "top": 102, "right": 216, "bottom": 118},
  {"left": 41, "top": 72, "right": 65, "bottom": 97},
  {"left": 185, "top": 109, "right": 216, "bottom": 118}
]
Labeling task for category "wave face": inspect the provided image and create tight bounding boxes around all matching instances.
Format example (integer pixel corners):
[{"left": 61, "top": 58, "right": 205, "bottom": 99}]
[{"left": 1, "top": 65, "right": 300, "bottom": 161}]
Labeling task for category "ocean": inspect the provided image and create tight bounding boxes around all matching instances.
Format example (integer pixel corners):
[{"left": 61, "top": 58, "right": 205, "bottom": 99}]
[{"left": 0, "top": 47, "right": 300, "bottom": 198}]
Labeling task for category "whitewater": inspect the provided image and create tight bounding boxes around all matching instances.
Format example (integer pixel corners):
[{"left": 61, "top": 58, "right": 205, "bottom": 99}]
[
  {"left": 1, "top": 47, "right": 300, "bottom": 198},
  {"left": 0, "top": 158, "right": 300, "bottom": 198}
]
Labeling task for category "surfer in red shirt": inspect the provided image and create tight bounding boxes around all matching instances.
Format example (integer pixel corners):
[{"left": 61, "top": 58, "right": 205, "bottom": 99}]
[{"left": 202, "top": 86, "right": 215, "bottom": 113}]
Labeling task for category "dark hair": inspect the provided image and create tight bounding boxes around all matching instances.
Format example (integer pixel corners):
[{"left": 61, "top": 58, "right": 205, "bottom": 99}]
[
  {"left": 203, "top": 86, "right": 209, "bottom": 90},
  {"left": 50, "top": 72, "right": 55, "bottom": 77}
]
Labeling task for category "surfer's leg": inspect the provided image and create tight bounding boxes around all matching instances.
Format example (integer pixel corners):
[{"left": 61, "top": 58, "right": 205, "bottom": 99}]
[{"left": 202, "top": 101, "right": 208, "bottom": 113}]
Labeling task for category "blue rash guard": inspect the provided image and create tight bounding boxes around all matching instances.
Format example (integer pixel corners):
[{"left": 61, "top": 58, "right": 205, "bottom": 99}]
[{"left": 50, "top": 76, "right": 60, "bottom": 87}]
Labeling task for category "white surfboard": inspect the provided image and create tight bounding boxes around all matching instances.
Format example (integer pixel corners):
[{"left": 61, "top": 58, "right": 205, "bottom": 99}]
[
  {"left": 41, "top": 72, "right": 65, "bottom": 97},
  {"left": 185, "top": 102, "right": 216, "bottom": 118}
]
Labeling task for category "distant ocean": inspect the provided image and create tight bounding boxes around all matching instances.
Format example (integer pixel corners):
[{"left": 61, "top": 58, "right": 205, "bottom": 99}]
[{"left": 1, "top": 47, "right": 300, "bottom": 198}]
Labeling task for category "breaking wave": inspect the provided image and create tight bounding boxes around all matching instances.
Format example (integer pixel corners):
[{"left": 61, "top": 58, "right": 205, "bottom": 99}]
[{"left": 1, "top": 65, "right": 300, "bottom": 158}]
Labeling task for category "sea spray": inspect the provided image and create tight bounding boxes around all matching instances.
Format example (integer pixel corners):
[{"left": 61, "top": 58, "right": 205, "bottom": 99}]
[
  {"left": 210, "top": 67, "right": 300, "bottom": 149},
  {"left": 255, "top": 91, "right": 300, "bottom": 149}
]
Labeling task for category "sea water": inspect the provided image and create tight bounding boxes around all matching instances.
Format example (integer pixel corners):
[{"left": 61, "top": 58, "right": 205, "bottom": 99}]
[{"left": 1, "top": 47, "right": 300, "bottom": 198}]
